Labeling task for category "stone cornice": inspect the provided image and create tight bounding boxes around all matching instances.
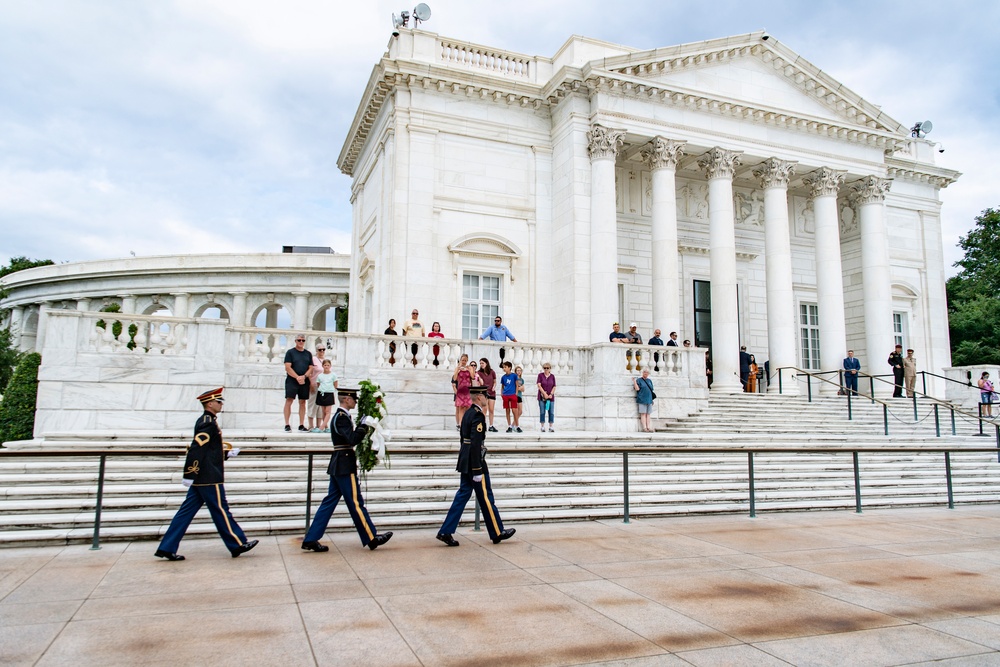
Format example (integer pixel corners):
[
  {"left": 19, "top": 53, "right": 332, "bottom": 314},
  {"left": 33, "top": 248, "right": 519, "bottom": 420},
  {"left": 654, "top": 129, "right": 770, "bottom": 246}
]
[
  {"left": 678, "top": 242, "right": 759, "bottom": 261},
  {"left": 885, "top": 156, "right": 961, "bottom": 189}
]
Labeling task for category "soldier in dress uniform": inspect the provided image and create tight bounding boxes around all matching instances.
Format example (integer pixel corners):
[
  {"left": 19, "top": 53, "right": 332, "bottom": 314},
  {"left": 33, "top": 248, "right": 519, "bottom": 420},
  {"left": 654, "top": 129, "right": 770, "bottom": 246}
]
[
  {"left": 436, "top": 385, "right": 516, "bottom": 547},
  {"left": 301, "top": 388, "right": 393, "bottom": 552},
  {"left": 155, "top": 387, "right": 259, "bottom": 561}
]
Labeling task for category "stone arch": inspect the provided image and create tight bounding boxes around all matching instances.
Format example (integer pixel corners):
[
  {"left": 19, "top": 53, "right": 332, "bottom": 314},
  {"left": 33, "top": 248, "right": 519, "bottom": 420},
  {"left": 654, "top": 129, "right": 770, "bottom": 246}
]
[
  {"left": 193, "top": 302, "right": 230, "bottom": 320},
  {"left": 251, "top": 302, "right": 291, "bottom": 330}
]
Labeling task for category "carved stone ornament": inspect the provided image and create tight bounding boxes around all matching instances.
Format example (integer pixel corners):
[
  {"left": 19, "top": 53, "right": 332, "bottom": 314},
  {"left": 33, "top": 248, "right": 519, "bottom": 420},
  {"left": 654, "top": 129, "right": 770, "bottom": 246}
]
[
  {"left": 734, "top": 189, "right": 764, "bottom": 227},
  {"left": 753, "top": 158, "right": 797, "bottom": 189},
  {"left": 697, "top": 147, "right": 742, "bottom": 180},
  {"left": 839, "top": 198, "right": 858, "bottom": 235},
  {"left": 586, "top": 124, "right": 626, "bottom": 160},
  {"left": 850, "top": 175, "right": 892, "bottom": 205},
  {"left": 641, "top": 136, "right": 686, "bottom": 171},
  {"left": 803, "top": 167, "right": 846, "bottom": 199}
]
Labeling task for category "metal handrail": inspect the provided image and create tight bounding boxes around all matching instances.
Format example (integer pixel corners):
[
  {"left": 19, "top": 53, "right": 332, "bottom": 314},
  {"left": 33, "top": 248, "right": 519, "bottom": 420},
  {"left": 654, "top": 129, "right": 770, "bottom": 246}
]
[{"left": 4, "top": 444, "right": 1000, "bottom": 548}]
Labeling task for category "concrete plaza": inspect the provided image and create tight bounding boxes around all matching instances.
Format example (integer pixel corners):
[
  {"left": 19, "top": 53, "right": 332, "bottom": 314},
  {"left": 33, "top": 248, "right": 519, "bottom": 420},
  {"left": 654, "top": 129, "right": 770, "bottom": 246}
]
[{"left": 4, "top": 507, "right": 1000, "bottom": 666}]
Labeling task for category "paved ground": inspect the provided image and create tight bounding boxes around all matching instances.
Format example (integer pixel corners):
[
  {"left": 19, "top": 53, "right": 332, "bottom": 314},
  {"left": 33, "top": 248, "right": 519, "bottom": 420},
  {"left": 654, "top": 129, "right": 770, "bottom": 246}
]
[{"left": 5, "top": 507, "right": 1000, "bottom": 666}]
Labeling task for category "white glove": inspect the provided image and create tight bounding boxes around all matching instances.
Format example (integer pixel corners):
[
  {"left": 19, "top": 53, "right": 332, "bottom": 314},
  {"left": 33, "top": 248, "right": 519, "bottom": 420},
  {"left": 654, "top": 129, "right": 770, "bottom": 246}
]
[
  {"left": 182, "top": 478, "right": 193, "bottom": 488},
  {"left": 361, "top": 415, "right": 379, "bottom": 428},
  {"left": 472, "top": 475, "right": 483, "bottom": 483},
  {"left": 227, "top": 448, "right": 241, "bottom": 459}
]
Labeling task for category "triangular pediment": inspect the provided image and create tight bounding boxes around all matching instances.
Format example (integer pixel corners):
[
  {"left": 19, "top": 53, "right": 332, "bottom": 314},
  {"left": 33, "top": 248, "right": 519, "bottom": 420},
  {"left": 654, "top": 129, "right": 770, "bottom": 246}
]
[{"left": 591, "top": 33, "right": 906, "bottom": 135}]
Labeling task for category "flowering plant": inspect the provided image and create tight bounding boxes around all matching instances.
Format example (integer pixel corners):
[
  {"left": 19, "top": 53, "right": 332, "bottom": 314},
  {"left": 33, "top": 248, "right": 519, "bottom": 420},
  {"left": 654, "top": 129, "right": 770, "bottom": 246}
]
[{"left": 356, "top": 379, "right": 391, "bottom": 474}]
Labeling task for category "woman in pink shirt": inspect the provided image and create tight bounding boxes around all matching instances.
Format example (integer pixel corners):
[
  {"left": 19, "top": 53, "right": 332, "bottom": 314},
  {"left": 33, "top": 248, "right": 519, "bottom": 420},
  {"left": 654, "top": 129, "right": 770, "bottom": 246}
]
[{"left": 536, "top": 362, "right": 556, "bottom": 432}]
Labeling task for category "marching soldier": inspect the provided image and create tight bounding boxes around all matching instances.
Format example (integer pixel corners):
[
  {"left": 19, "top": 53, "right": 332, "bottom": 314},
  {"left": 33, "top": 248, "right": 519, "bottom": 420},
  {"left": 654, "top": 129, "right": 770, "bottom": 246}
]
[
  {"left": 301, "top": 388, "right": 393, "bottom": 552},
  {"left": 436, "top": 385, "right": 516, "bottom": 547},
  {"left": 155, "top": 387, "right": 258, "bottom": 561}
]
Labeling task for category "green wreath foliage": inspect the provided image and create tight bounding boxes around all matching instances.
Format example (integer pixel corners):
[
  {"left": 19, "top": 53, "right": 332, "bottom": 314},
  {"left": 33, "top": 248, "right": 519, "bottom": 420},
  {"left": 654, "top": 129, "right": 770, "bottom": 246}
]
[
  {"left": 355, "top": 379, "right": 389, "bottom": 475},
  {"left": 0, "top": 352, "right": 42, "bottom": 445}
]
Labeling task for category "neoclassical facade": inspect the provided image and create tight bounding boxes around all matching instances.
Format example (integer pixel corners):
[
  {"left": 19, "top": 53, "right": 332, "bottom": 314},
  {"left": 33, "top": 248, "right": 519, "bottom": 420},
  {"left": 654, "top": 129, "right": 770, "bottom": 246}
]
[
  {"left": 2, "top": 253, "right": 350, "bottom": 351},
  {"left": 338, "top": 30, "right": 959, "bottom": 393}
]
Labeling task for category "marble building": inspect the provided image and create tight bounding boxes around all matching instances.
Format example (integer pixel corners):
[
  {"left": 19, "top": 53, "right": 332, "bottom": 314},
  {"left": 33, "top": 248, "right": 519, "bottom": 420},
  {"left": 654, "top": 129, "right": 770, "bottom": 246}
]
[{"left": 338, "top": 29, "right": 960, "bottom": 393}]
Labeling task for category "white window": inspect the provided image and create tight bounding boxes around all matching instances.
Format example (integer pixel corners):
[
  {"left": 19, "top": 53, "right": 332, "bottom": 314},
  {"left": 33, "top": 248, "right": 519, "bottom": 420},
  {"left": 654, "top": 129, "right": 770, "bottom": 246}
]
[
  {"left": 462, "top": 274, "right": 501, "bottom": 339},
  {"left": 799, "top": 303, "right": 820, "bottom": 370},
  {"left": 893, "top": 312, "right": 907, "bottom": 348}
]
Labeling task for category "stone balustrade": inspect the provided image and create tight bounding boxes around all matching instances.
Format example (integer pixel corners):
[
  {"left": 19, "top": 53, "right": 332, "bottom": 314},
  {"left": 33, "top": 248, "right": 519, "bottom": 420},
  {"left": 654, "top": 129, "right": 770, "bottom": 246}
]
[{"left": 438, "top": 39, "right": 534, "bottom": 80}]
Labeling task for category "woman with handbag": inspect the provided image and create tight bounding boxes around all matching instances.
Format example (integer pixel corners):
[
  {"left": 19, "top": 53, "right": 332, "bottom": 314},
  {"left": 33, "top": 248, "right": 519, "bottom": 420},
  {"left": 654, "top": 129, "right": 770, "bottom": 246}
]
[
  {"left": 315, "top": 359, "right": 339, "bottom": 432},
  {"left": 633, "top": 369, "right": 655, "bottom": 433}
]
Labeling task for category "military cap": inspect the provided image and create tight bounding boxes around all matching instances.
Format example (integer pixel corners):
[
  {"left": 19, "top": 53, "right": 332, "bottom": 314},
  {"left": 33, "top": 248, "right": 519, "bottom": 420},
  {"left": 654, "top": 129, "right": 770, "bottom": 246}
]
[
  {"left": 338, "top": 387, "right": 360, "bottom": 400},
  {"left": 197, "top": 387, "right": 224, "bottom": 404},
  {"left": 470, "top": 385, "right": 489, "bottom": 396}
]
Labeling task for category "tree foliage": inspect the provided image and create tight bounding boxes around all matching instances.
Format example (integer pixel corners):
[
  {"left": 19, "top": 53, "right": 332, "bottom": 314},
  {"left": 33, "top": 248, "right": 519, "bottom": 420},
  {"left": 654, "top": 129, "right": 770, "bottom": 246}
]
[
  {"left": 0, "top": 256, "right": 54, "bottom": 280},
  {"left": 948, "top": 208, "right": 1000, "bottom": 366},
  {"left": 1, "top": 257, "right": 52, "bottom": 391},
  {"left": 0, "top": 352, "right": 41, "bottom": 445}
]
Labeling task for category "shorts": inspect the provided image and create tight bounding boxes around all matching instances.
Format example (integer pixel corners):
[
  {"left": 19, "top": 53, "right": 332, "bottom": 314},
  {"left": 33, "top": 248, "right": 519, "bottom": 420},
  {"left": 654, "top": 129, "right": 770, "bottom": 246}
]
[
  {"left": 285, "top": 377, "right": 310, "bottom": 400},
  {"left": 982, "top": 392, "right": 994, "bottom": 405},
  {"left": 502, "top": 395, "right": 518, "bottom": 410},
  {"left": 517, "top": 396, "right": 523, "bottom": 404},
  {"left": 637, "top": 403, "right": 653, "bottom": 414}
]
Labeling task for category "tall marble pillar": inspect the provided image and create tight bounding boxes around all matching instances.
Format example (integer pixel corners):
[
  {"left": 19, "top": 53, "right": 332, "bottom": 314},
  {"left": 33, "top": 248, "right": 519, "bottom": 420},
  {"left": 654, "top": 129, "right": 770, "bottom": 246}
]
[
  {"left": 9, "top": 306, "right": 24, "bottom": 349},
  {"left": 804, "top": 167, "right": 848, "bottom": 394},
  {"left": 698, "top": 147, "right": 743, "bottom": 392},
  {"left": 171, "top": 293, "right": 190, "bottom": 318},
  {"left": 293, "top": 292, "right": 309, "bottom": 331},
  {"left": 36, "top": 302, "right": 51, "bottom": 352},
  {"left": 587, "top": 124, "right": 626, "bottom": 343},
  {"left": 642, "top": 137, "right": 685, "bottom": 333},
  {"left": 754, "top": 158, "right": 798, "bottom": 393},
  {"left": 230, "top": 292, "right": 248, "bottom": 327},
  {"left": 854, "top": 176, "right": 894, "bottom": 386}
]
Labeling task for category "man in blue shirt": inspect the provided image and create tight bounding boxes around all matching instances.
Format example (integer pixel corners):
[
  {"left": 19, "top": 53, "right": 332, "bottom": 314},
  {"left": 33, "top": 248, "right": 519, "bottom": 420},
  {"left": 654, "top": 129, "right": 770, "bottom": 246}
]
[{"left": 480, "top": 316, "right": 517, "bottom": 342}]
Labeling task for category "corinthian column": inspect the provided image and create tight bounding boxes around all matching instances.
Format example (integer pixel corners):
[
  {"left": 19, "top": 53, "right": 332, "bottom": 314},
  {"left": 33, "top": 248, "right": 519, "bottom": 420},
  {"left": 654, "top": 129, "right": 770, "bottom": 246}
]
[
  {"left": 698, "top": 147, "right": 743, "bottom": 392},
  {"left": 804, "top": 167, "right": 848, "bottom": 394},
  {"left": 587, "top": 124, "right": 626, "bottom": 343},
  {"left": 642, "top": 137, "right": 685, "bottom": 333},
  {"left": 754, "top": 158, "right": 798, "bottom": 393},
  {"left": 853, "top": 176, "right": 893, "bottom": 387}
]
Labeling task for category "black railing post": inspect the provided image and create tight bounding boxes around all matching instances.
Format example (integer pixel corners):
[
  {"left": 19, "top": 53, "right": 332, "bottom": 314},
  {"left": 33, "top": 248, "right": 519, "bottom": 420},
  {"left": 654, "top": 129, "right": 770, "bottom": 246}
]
[
  {"left": 934, "top": 404, "right": 940, "bottom": 437},
  {"left": 847, "top": 389, "right": 853, "bottom": 421},
  {"left": 945, "top": 452, "right": 954, "bottom": 509},
  {"left": 921, "top": 372, "right": 927, "bottom": 396},
  {"left": 778, "top": 368, "right": 783, "bottom": 394},
  {"left": 996, "top": 424, "right": 1000, "bottom": 464},
  {"left": 748, "top": 452, "right": 756, "bottom": 518},
  {"left": 305, "top": 454, "right": 314, "bottom": 531},
  {"left": 951, "top": 407, "right": 956, "bottom": 436},
  {"left": 870, "top": 376, "right": 875, "bottom": 404},
  {"left": 852, "top": 451, "right": 862, "bottom": 514},
  {"left": 90, "top": 455, "right": 107, "bottom": 551},
  {"left": 807, "top": 375, "right": 812, "bottom": 403},
  {"left": 912, "top": 393, "right": 919, "bottom": 421},
  {"left": 883, "top": 404, "right": 889, "bottom": 436},
  {"left": 623, "top": 452, "right": 630, "bottom": 524}
]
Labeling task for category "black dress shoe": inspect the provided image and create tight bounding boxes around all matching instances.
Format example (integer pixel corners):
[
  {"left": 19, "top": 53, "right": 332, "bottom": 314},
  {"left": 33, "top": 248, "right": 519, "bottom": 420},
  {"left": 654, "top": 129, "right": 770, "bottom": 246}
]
[
  {"left": 491, "top": 528, "right": 516, "bottom": 544},
  {"left": 154, "top": 549, "right": 185, "bottom": 561},
  {"left": 301, "top": 540, "right": 329, "bottom": 553},
  {"left": 231, "top": 539, "right": 259, "bottom": 558},
  {"left": 368, "top": 532, "right": 393, "bottom": 550},
  {"left": 436, "top": 533, "right": 460, "bottom": 547}
]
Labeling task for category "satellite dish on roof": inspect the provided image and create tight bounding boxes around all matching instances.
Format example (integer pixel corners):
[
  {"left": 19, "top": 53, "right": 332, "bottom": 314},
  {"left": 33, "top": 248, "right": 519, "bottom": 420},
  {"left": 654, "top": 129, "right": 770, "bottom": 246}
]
[
  {"left": 414, "top": 3, "right": 431, "bottom": 21},
  {"left": 910, "top": 120, "right": 933, "bottom": 138}
]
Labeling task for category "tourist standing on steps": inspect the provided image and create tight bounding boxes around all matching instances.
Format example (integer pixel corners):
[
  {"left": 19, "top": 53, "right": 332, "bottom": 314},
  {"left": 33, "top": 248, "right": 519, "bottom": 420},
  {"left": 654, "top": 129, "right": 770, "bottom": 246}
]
[
  {"left": 843, "top": 350, "right": 861, "bottom": 396},
  {"left": 979, "top": 372, "right": 995, "bottom": 418},
  {"left": 384, "top": 318, "right": 398, "bottom": 364},
  {"left": 888, "top": 344, "right": 905, "bottom": 398},
  {"left": 306, "top": 344, "right": 326, "bottom": 432},
  {"left": 500, "top": 361, "right": 520, "bottom": 433},
  {"left": 283, "top": 334, "right": 313, "bottom": 432},
  {"left": 739, "top": 346, "right": 752, "bottom": 391},
  {"left": 537, "top": 362, "right": 556, "bottom": 431},
  {"left": 904, "top": 349, "right": 918, "bottom": 398},
  {"left": 155, "top": 387, "right": 258, "bottom": 561},
  {"left": 648, "top": 329, "right": 664, "bottom": 346},
  {"left": 634, "top": 369, "right": 655, "bottom": 432},
  {"left": 478, "top": 357, "right": 499, "bottom": 432},
  {"left": 436, "top": 385, "right": 516, "bottom": 548},
  {"left": 301, "top": 388, "right": 393, "bottom": 553},
  {"left": 403, "top": 308, "right": 424, "bottom": 366},
  {"left": 479, "top": 315, "right": 517, "bottom": 342},
  {"left": 452, "top": 354, "right": 474, "bottom": 430},
  {"left": 747, "top": 355, "right": 760, "bottom": 393},
  {"left": 609, "top": 322, "right": 628, "bottom": 343},
  {"left": 666, "top": 331, "right": 679, "bottom": 347},
  {"left": 429, "top": 321, "right": 445, "bottom": 366},
  {"left": 315, "top": 359, "right": 338, "bottom": 432}
]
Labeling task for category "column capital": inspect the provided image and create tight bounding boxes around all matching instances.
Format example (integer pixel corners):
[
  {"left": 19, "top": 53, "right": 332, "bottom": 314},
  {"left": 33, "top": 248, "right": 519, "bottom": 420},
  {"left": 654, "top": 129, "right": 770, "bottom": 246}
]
[
  {"left": 850, "top": 175, "right": 892, "bottom": 205},
  {"left": 586, "top": 123, "right": 625, "bottom": 161},
  {"left": 803, "top": 167, "right": 846, "bottom": 199},
  {"left": 753, "top": 158, "right": 797, "bottom": 189},
  {"left": 641, "top": 137, "right": 686, "bottom": 171},
  {"left": 697, "top": 147, "right": 742, "bottom": 180}
]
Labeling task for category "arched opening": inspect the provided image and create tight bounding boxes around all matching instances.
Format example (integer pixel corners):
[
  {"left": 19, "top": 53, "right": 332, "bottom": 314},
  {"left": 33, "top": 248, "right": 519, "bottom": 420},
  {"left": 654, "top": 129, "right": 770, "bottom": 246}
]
[
  {"left": 194, "top": 304, "right": 229, "bottom": 320},
  {"left": 250, "top": 303, "right": 292, "bottom": 352},
  {"left": 311, "top": 303, "right": 346, "bottom": 332}
]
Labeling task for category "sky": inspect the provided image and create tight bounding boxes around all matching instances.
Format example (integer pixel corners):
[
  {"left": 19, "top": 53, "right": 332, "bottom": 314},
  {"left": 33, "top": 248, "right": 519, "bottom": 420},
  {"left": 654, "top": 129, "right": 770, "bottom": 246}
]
[{"left": 1, "top": 0, "right": 996, "bottom": 276}]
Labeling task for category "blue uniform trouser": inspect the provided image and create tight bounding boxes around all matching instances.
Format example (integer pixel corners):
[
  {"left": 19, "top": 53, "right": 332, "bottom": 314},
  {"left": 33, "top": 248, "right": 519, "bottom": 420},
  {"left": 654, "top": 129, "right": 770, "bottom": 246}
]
[
  {"left": 304, "top": 473, "right": 378, "bottom": 546},
  {"left": 844, "top": 374, "right": 858, "bottom": 395},
  {"left": 159, "top": 484, "right": 247, "bottom": 553},
  {"left": 439, "top": 471, "right": 504, "bottom": 541}
]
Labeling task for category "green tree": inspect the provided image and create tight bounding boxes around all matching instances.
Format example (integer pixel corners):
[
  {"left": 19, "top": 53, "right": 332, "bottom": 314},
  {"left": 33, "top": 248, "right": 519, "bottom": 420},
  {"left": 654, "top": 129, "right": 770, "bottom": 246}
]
[
  {"left": 0, "top": 352, "right": 41, "bottom": 444},
  {"left": 336, "top": 294, "right": 349, "bottom": 332},
  {"left": 0, "top": 256, "right": 54, "bottom": 280},
  {"left": 0, "top": 257, "right": 53, "bottom": 391},
  {"left": 948, "top": 208, "right": 1000, "bottom": 366}
]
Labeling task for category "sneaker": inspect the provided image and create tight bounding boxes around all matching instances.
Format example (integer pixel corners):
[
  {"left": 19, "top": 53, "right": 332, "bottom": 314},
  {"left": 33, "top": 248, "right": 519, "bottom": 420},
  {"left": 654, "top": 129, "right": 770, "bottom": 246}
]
[
  {"left": 310, "top": 428, "right": 321, "bottom": 433},
  {"left": 284, "top": 425, "right": 291, "bottom": 432},
  {"left": 515, "top": 427, "right": 522, "bottom": 433},
  {"left": 298, "top": 425, "right": 308, "bottom": 432},
  {"left": 456, "top": 424, "right": 461, "bottom": 431},
  {"left": 488, "top": 426, "right": 498, "bottom": 433},
  {"left": 506, "top": 427, "right": 513, "bottom": 433},
  {"left": 549, "top": 426, "right": 555, "bottom": 432},
  {"left": 322, "top": 428, "right": 331, "bottom": 433}
]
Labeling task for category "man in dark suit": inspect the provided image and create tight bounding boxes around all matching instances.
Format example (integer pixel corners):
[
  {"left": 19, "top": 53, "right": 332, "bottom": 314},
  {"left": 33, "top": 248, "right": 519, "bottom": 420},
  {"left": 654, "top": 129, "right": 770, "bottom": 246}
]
[
  {"left": 843, "top": 350, "right": 861, "bottom": 396},
  {"left": 888, "top": 344, "right": 905, "bottom": 397},
  {"left": 436, "top": 386, "right": 516, "bottom": 547},
  {"left": 739, "top": 346, "right": 752, "bottom": 391},
  {"left": 301, "top": 388, "right": 393, "bottom": 552},
  {"left": 155, "top": 387, "right": 258, "bottom": 561}
]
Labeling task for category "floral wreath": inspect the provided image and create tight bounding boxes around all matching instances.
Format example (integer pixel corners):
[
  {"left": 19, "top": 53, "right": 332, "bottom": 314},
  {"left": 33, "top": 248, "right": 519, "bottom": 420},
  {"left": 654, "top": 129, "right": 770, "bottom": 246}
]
[{"left": 356, "top": 379, "right": 391, "bottom": 475}]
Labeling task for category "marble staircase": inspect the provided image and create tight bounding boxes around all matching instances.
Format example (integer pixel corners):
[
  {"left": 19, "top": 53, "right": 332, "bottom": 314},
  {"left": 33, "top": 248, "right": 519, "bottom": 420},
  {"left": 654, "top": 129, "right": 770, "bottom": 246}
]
[{"left": 1, "top": 393, "right": 998, "bottom": 547}]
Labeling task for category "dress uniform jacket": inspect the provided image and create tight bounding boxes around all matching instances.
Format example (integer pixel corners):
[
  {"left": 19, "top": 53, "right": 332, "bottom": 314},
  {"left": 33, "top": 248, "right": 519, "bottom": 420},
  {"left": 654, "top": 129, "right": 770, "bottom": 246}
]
[
  {"left": 457, "top": 404, "right": 487, "bottom": 475},
  {"left": 184, "top": 411, "right": 227, "bottom": 485},
  {"left": 328, "top": 407, "right": 369, "bottom": 476}
]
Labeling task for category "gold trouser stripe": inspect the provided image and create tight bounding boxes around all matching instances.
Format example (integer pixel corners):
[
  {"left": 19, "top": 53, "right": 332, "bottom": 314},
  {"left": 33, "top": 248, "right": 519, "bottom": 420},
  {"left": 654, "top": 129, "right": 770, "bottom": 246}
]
[
  {"left": 349, "top": 473, "right": 374, "bottom": 541},
  {"left": 214, "top": 485, "right": 241, "bottom": 544},
  {"left": 478, "top": 475, "right": 501, "bottom": 535}
]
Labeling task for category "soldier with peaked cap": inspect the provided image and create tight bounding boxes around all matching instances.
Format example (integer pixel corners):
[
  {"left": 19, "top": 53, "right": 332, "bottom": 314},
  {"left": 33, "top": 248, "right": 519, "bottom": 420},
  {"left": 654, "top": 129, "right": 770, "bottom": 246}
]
[
  {"left": 436, "top": 385, "right": 516, "bottom": 547},
  {"left": 155, "top": 388, "right": 259, "bottom": 561},
  {"left": 301, "top": 387, "right": 393, "bottom": 552}
]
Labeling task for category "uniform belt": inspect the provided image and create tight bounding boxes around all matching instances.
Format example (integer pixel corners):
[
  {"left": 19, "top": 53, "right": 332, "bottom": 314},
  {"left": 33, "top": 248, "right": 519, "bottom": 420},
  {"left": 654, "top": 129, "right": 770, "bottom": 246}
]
[{"left": 333, "top": 446, "right": 354, "bottom": 452}]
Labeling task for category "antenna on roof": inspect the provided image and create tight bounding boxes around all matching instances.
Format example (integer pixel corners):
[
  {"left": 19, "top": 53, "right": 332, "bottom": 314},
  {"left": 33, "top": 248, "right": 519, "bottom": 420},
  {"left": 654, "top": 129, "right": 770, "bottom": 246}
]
[
  {"left": 391, "top": 4, "right": 431, "bottom": 37},
  {"left": 910, "top": 120, "right": 933, "bottom": 138}
]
